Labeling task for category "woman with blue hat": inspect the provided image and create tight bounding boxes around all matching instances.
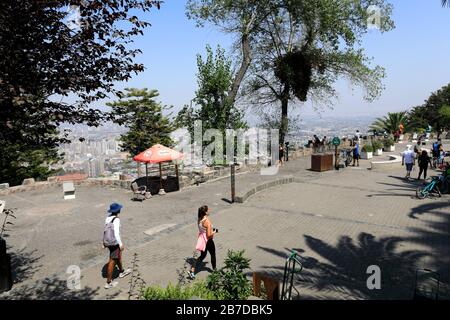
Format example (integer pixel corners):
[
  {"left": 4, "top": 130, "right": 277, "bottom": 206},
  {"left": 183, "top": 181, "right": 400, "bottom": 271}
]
[{"left": 103, "top": 202, "right": 131, "bottom": 289}]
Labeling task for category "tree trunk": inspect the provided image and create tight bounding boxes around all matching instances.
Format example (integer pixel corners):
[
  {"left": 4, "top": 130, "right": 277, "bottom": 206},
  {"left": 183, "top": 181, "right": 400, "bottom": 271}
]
[
  {"left": 226, "top": 33, "right": 252, "bottom": 109},
  {"left": 280, "top": 86, "right": 290, "bottom": 146}
]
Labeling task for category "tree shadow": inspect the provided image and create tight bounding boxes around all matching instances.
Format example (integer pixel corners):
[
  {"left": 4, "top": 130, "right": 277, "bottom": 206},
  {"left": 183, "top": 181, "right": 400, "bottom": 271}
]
[
  {"left": 256, "top": 233, "right": 429, "bottom": 300},
  {"left": 403, "top": 201, "right": 450, "bottom": 297},
  {"left": 9, "top": 248, "right": 44, "bottom": 285},
  {"left": 1, "top": 276, "right": 109, "bottom": 300}
]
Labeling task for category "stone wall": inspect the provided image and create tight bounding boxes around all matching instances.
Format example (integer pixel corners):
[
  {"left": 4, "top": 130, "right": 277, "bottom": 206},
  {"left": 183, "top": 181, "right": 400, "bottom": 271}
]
[{"left": 0, "top": 147, "right": 315, "bottom": 196}]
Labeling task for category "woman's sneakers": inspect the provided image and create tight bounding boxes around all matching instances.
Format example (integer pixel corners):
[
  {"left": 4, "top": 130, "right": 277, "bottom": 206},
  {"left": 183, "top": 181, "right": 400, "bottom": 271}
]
[
  {"left": 187, "top": 271, "right": 196, "bottom": 280},
  {"left": 104, "top": 281, "right": 118, "bottom": 289},
  {"left": 119, "top": 268, "right": 132, "bottom": 278}
]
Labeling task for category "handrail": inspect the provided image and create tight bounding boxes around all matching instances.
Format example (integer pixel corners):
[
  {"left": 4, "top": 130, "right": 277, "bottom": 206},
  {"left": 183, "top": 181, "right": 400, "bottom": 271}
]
[{"left": 281, "top": 250, "right": 303, "bottom": 300}]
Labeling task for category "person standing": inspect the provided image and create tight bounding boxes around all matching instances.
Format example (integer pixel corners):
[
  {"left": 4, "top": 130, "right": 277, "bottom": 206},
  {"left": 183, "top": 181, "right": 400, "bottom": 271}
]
[
  {"left": 188, "top": 205, "right": 217, "bottom": 279},
  {"left": 352, "top": 141, "right": 360, "bottom": 167},
  {"left": 402, "top": 145, "right": 416, "bottom": 180},
  {"left": 278, "top": 144, "right": 285, "bottom": 166},
  {"left": 417, "top": 150, "right": 432, "bottom": 180},
  {"left": 313, "top": 135, "right": 321, "bottom": 153},
  {"left": 103, "top": 203, "right": 131, "bottom": 289}
]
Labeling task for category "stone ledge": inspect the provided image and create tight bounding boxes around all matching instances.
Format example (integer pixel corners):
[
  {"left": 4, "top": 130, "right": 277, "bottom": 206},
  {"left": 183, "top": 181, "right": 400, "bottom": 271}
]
[
  {"left": 370, "top": 155, "right": 402, "bottom": 171},
  {"left": 235, "top": 175, "right": 295, "bottom": 203}
]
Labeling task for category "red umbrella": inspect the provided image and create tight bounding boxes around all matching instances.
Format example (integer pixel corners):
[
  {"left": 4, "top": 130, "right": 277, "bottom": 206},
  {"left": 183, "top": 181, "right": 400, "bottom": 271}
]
[{"left": 133, "top": 144, "right": 184, "bottom": 194}]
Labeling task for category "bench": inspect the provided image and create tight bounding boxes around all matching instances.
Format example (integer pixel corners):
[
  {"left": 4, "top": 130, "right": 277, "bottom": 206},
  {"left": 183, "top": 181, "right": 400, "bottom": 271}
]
[{"left": 63, "top": 181, "right": 76, "bottom": 200}]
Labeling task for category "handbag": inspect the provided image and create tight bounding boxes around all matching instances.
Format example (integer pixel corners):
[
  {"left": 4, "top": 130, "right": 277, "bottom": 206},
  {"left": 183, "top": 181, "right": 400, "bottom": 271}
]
[{"left": 195, "top": 232, "right": 208, "bottom": 252}]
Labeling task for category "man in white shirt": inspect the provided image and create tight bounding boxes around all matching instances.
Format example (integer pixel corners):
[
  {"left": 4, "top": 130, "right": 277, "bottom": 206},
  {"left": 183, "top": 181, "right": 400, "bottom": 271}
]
[
  {"left": 402, "top": 145, "right": 416, "bottom": 180},
  {"left": 104, "top": 203, "right": 131, "bottom": 289}
]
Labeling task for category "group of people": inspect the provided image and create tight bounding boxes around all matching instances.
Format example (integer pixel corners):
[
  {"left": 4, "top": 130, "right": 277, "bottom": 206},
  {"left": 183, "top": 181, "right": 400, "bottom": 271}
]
[
  {"left": 402, "top": 139, "right": 447, "bottom": 181},
  {"left": 306, "top": 135, "right": 329, "bottom": 153},
  {"left": 102, "top": 203, "right": 217, "bottom": 289}
]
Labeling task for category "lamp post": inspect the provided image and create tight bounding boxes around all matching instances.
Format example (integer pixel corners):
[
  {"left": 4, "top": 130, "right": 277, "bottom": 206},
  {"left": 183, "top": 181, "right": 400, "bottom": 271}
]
[
  {"left": 230, "top": 157, "right": 237, "bottom": 203},
  {"left": 285, "top": 142, "right": 290, "bottom": 162}
]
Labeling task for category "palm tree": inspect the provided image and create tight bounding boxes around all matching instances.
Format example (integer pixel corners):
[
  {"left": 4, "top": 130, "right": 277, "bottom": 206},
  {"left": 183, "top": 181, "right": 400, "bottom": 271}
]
[{"left": 370, "top": 111, "right": 409, "bottom": 134}]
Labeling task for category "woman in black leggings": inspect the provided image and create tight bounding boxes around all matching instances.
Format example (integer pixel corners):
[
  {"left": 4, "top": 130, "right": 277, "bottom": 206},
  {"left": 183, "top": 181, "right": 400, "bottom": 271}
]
[
  {"left": 418, "top": 150, "right": 432, "bottom": 180},
  {"left": 188, "top": 205, "right": 217, "bottom": 279}
]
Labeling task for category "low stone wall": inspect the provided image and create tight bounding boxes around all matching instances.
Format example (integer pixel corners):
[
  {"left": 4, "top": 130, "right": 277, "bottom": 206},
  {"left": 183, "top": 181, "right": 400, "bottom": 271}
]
[
  {"left": 235, "top": 176, "right": 295, "bottom": 204},
  {"left": 370, "top": 155, "right": 402, "bottom": 171},
  {"left": 0, "top": 147, "right": 314, "bottom": 196},
  {"left": 0, "top": 179, "right": 132, "bottom": 196}
]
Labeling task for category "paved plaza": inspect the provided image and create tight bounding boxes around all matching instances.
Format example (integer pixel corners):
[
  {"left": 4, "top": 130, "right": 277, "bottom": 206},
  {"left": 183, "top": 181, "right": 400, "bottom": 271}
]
[{"left": 1, "top": 142, "right": 449, "bottom": 300}]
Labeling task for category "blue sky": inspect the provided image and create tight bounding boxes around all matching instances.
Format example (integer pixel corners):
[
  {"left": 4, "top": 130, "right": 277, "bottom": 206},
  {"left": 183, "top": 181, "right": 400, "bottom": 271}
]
[{"left": 114, "top": 0, "right": 450, "bottom": 121}]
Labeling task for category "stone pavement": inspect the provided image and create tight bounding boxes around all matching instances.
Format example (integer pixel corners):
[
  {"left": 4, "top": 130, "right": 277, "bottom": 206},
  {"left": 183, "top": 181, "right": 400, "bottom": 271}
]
[{"left": 1, "top": 141, "right": 449, "bottom": 300}]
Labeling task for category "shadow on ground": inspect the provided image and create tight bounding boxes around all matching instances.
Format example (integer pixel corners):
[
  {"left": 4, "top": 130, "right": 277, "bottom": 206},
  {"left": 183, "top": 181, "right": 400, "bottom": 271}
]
[
  {"left": 255, "top": 231, "right": 430, "bottom": 300},
  {"left": 1, "top": 277, "right": 109, "bottom": 300}
]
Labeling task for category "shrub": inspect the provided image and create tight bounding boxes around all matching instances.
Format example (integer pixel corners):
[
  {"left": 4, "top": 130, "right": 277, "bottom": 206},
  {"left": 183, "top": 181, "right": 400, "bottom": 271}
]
[
  {"left": 142, "top": 281, "right": 217, "bottom": 300},
  {"left": 371, "top": 140, "right": 383, "bottom": 150},
  {"left": 383, "top": 138, "right": 394, "bottom": 147},
  {"left": 206, "top": 250, "right": 253, "bottom": 300},
  {"left": 362, "top": 144, "right": 373, "bottom": 153}
]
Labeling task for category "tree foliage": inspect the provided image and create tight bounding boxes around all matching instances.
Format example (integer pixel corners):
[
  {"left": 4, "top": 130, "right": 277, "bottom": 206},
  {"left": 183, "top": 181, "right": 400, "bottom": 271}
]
[
  {"left": 370, "top": 111, "right": 409, "bottom": 134},
  {"left": 245, "top": 0, "right": 394, "bottom": 144},
  {"left": 408, "top": 84, "right": 450, "bottom": 136},
  {"left": 186, "top": 0, "right": 276, "bottom": 109},
  {"left": 108, "top": 88, "right": 173, "bottom": 157},
  {"left": 0, "top": 0, "right": 161, "bottom": 185},
  {"left": 187, "top": 0, "right": 395, "bottom": 145},
  {"left": 175, "top": 45, "right": 247, "bottom": 137}
]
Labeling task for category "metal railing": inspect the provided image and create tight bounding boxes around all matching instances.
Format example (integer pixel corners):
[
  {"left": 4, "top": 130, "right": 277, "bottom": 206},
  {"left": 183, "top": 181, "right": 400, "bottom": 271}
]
[{"left": 281, "top": 250, "right": 303, "bottom": 300}]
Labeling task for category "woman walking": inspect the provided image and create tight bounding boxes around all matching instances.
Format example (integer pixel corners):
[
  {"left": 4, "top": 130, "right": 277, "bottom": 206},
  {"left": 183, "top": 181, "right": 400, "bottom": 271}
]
[
  {"left": 417, "top": 150, "right": 432, "bottom": 181},
  {"left": 188, "top": 205, "right": 217, "bottom": 279}
]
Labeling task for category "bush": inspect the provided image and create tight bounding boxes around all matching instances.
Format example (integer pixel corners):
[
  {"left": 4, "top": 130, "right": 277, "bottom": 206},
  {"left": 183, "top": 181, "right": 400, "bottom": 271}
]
[
  {"left": 142, "top": 281, "right": 217, "bottom": 300},
  {"left": 371, "top": 140, "right": 383, "bottom": 150},
  {"left": 362, "top": 144, "right": 373, "bottom": 153},
  {"left": 206, "top": 250, "right": 253, "bottom": 300},
  {"left": 383, "top": 138, "right": 394, "bottom": 147}
]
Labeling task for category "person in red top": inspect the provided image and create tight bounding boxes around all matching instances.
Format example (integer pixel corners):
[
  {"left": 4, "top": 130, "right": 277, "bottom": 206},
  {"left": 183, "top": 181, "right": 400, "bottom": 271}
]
[{"left": 188, "top": 205, "right": 217, "bottom": 279}]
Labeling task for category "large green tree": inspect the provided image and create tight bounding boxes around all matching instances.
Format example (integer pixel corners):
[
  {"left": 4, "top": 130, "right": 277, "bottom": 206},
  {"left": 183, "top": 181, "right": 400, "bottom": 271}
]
[
  {"left": 108, "top": 88, "right": 174, "bottom": 157},
  {"left": 0, "top": 0, "right": 161, "bottom": 185},
  {"left": 175, "top": 45, "right": 247, "bottom": 140},
  {"left": 408, "top": 84, "right": 450, "bottom": 137},
  {"left": 187, "top": 0, "right": 395, "bottom": 145},
  {"left": 186, "top": 0, "right": 276, "bottom": 111},
  {"left": 245, "top": 0, "right": 394, "bottom": 144}
]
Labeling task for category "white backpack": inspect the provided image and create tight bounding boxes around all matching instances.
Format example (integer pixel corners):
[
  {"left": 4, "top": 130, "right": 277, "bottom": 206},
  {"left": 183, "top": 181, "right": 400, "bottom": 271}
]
[{"left": 103, "top": 217, "right": 118, "bottom": 247}]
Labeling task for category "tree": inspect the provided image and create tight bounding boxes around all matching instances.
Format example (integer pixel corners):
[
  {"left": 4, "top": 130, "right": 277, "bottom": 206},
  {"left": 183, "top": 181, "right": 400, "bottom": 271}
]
[
  {"left": 175, "top": 45, "right": 247, "bottom": 152},
  {"left": 186, "top": 0, "right": 276, "bottom": 110},
  {"left": 0, "top": 0, "right": 161, "bottom": 185},
  {"left": 370, "top": 111, "right": 409, "bottom": 134},
  {"left": 244, "top": 0, "right": 394, "bottom": 144},
  {"left": 408, "top": 84, "right": 450, "bottom": 137},
  {"left": 107, "top": 88, "right": 174, "bottom": 158}
]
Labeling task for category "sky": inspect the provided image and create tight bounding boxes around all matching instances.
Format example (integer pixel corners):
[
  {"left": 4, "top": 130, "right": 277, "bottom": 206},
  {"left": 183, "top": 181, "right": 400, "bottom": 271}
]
[{"left": 106, "top": 0, "right": 450, "bottom": 122}]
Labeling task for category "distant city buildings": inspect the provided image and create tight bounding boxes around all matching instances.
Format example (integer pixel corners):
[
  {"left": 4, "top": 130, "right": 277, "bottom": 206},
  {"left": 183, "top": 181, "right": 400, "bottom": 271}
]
[
  {"left": 55, "top": 123, "right": 133, "bottom": 178},
  {"left": 52, "top": 116, "right": 376, "bottom": 177}
]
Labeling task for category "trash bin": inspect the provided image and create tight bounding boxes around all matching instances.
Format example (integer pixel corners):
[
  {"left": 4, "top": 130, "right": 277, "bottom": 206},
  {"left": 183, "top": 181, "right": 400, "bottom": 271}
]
[{"left": 311, "top": 154, "right": 333, "bottom": 172}]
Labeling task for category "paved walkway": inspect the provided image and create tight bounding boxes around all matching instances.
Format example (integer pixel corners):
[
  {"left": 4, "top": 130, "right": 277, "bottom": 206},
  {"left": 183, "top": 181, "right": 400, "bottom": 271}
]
[{"left": 1, "top": 141, "right": 449, "bottom": 300}]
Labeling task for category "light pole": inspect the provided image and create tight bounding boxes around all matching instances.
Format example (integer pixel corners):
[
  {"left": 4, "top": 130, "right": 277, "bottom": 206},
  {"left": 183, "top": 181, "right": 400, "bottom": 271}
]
[{"left": 230, "top": 156, "right": 237, "bottom": 203}]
